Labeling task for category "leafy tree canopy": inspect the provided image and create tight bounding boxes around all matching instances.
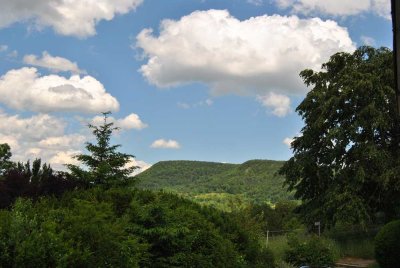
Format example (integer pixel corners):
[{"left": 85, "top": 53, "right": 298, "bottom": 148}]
[
  {"left": 280, "top": 46, "right": 400, "bottom": 227},
  {"left": 68, "top": 112, "right": 137, "bottom": 187},
  {"left": 0, "top": 143, "right": 14, "bottom": 176}
]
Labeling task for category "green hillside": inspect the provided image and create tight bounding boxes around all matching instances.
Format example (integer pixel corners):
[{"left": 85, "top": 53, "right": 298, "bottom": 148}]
[{"left": 136, "top": 159, "right": 293, "bottom": 207}]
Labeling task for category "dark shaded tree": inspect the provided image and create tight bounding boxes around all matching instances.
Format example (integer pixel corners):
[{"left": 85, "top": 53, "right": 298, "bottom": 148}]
[
  {"left": 0, "top": 159, "right": 81, "bottom": 209},
  {"left": 68, "top": 112, "right": 138, "bottom": 187},
  {"left": 0, "top": 143, "right": 14, "bottom": 176},
  {"left": 280, "top": 47, "right": 400, "bottom": 227}
]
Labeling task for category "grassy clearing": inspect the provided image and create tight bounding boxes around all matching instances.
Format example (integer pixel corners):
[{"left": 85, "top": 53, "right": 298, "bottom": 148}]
[
  {"left": 266, "top": 235, "right": 289, "bottom": 262},
  {"left": 265, "top": 233, "right": 375, "bottom": 265},
  {"left": 335, "top": 238, "right": 375, "bottom": 259},
  {"left": 368, "top": 262, "right": 380, "bottom": 268}
]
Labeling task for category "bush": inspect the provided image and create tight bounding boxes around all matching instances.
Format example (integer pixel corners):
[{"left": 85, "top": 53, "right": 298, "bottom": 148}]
[
  {"left": 375, "top": 220, "right": 400, "bottom": 268},
  {"left": 284, "top": 234, "right": 335, "bottom": 267},
  {"left": 0, "top": 188, "right": 277, "bottom": 267}
]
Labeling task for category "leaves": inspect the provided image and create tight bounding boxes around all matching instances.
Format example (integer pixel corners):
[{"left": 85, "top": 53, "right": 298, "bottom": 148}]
[{"left": 280, "top": 46, "right": 400, "bottom": 227}]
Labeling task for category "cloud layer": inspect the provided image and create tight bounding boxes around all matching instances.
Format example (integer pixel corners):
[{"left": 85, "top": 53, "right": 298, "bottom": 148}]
[
  {"left": 136, "top": 9, "right": 355, "bottom": 96},
  {"left": 0, "top": 111, "right": 150, "bottom": 171},
  {"left": 275, "top": 0, "right": 390, "bottom": 19},
  {"left": 0, "top": 67, "right": 119, "bottom": 113},
  {"left": 23, "top": 51, "right": 85, "bottom": 74},
  {"left": 0, "top": 0, "right": 143, "bottom": 37}
]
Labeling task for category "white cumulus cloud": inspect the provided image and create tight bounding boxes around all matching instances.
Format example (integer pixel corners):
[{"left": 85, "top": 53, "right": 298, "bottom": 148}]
[
  {"left": 0, "top": 112, "right": 80, "bottom": 170},
  {"left": 0, "top": 112, "right": 66, "bottom": 142},
  {"left": 0, "top": 135, "right": 20, "bottom": 150},
  {"left": 23, "top": 51, "right": 85, "bottom": 74},
  {"left": 247, "top": 0, "right": 263, "bottom": 6},
  {"left": 257, "top": 93, "right": 291, "bottom": 117},
  {"left": 126, "top": 158, "right": 152, "bottom": 175},
  {"left": 136, "top": 9, "right": 355, "bottom": 96},
  {"left": 118, "top": 113, "right": 148, "bottom": 130},
  {"left": 0, "top": 45, "right": 8, "bottom": 52},
  {"left": 0, "top": 67, "right": 119, "bottom": 113},
  {"left": 150, "top": 139, "right": 181, "bottom": 149},
  {"left": 49, "top": 150, "right": 81, "bottom": 166},
  {"left": 0, "top": 0, "right": 143, "bottom": 38},
  {"left": 91, "top": 113, "right": 148, "bottom": 130},
  {"left": 38, "top": 134, "right": 87, "bottom": 150},
  {"left": 360, "top": 36, "right": 377, "bottom": 46},
  {"left": 275, "top": 0, "right": 390, "bottom": 19},
  {"left": 283, "top": 137, "right": 294, "bottom": 148},
  {"left": 0, "top": 111, "right": 148, "bottom": 171}
]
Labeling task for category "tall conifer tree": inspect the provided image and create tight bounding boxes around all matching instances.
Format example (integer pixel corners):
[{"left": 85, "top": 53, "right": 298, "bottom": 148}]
[{"left": 68, "top": 112, "right": 137, "bottom": 187}]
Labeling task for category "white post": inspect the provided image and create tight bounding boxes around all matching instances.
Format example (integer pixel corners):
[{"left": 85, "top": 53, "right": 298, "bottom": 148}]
[
  {"left": 315, "top": 221, "right": 321, "bottom": 237},
  {"left": 266, "top": 230, "right": 269, "bottom": 247}
]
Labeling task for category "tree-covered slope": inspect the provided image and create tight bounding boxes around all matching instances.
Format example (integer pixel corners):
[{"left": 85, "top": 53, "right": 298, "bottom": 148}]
[{"left": 136, "top": 159, "right": 293, "bottom": 204}]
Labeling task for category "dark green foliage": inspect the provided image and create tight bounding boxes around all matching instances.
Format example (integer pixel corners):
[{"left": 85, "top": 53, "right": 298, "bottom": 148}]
[
  {"left": 280, "top": 47, "right": 400, "bottom": 227},
  {"left": 284, "top": 235, "right": 335, "bottom": 267},
  {"left": 137, "top": 159, "right": 292, "bottom": 205},
  {"left": 68, "top": 112, "right": 137, "bottom": 187},
  {"left": 0, "top": 143, "right": 14, "bottom": 176},
  {"left": 0, "top": 188, "right": 275, "bottom": 267},
  {"left": 247, "top": 201, "right": 301, "bottom": 232},
  {"left": 375, "top": 220, "right": 400, "bottom": 268},
  {"left": 0, "top": 159, "right": 81, "bottom": 209}
]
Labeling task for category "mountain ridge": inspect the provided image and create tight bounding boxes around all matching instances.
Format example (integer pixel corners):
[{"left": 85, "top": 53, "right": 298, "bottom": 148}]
[{"left": 135, "top": 159, "right": 293, "bottom": 206}]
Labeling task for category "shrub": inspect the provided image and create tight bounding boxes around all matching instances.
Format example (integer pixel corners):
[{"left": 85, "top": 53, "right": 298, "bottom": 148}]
[
  {"left": 0, "top": 188, "right": 277, "bottom": 267},
  {"left": 284, "top": 234, "right": 335, "bottom": 267},
  {"left": 375, "top": 220, "right": 400, "bottom": 268}
]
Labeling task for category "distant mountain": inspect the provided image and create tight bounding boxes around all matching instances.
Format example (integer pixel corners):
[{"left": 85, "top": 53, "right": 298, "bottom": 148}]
[{"left": 135, "top": 159, "right": 293, "bottom": 206}]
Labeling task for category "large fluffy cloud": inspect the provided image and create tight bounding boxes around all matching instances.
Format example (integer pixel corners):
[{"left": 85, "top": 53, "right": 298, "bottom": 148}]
[
  {"left": 136, "top": 10, "right": 355, "bottom": 96},
  {"left": 0, "top": 67, "right": 119, "bottom": 113},
  {"left": 0, "top": 112, "right": 78, "bottom": 169},
  {"left": 0, "top": 0, "right": 143, "bottom": 38},
  {"left": 275, "top": 0, "right": 390, "bottom": 19},
  {"left": 23, "top": 51, "right": 85, "bottom": 74}
]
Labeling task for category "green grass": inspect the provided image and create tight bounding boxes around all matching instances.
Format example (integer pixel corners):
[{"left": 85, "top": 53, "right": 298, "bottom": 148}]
[
  {"left": 266, "top": 234, "right": 342, "bottom": 264},
  {"left": 335, "top": 238, "right": 375, "bottom": 259},
  {"left": 267, "top": 235, "right": 289, "bottom": 261},
  {"left": 368, "top": 262, "right": 380, "bottom": 268}
]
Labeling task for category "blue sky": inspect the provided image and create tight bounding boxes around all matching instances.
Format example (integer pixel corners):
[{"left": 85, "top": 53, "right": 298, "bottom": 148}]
[{"left": 0, "top": 0, "right": 393, "bottom": 171}]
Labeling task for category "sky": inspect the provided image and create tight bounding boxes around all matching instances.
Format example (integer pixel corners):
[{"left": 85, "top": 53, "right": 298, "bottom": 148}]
[{"left": 0, "top": 0, "right": 393, "bottom": 172}]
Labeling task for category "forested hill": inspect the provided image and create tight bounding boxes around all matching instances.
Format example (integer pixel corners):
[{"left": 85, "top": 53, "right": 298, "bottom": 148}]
[{"left": 136, "top": 159, "right": 293, "bottom": 205}]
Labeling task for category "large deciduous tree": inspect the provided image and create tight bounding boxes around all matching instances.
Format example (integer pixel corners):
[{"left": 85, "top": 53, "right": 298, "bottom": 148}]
[
  {"left": 68, "top": 112, "right": 138, "bottom": 187},
  {"left": 280, "top": 47, "right": 400, "bottom": 227}
]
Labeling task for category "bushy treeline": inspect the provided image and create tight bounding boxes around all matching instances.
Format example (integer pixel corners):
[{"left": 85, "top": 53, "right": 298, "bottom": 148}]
[{"left": 0, "top": 187, "right": 275, "bottom": 267}]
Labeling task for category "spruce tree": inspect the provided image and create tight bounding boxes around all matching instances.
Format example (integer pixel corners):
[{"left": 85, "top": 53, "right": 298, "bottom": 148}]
[{"left": 68, "top": 112, "right": 137, "bottom": 187}]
